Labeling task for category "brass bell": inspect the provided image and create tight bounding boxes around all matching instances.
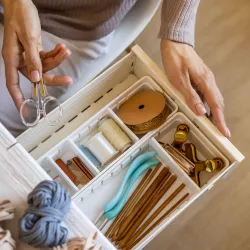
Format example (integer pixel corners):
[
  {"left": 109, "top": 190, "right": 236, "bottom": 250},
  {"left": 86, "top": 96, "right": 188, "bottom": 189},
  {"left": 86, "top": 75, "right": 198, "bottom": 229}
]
[
  {"left": 172, "top": 124, "right": 189, "bottom": 151},
  {"left": 205, "top": 158, "right": 224, "bottom": 173}
]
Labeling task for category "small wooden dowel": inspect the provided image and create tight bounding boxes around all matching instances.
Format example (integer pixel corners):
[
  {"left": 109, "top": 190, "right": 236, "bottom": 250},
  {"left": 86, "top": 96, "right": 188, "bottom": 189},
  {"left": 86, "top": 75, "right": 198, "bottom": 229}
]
[
  {"left": 126, "top": 193, "right": 189, "bottom": 250},
  {"left": 118, "top": 174, "right": 177, "bottom": 248},
  {"left": 105, "top": 168, "right": 153, "bottom": 238},
  {"left": 125, "top": 183, "right": 186, "bottom": 248},
  {"left": 116, "top": 168, "right": 170, "bottom": 241},
  {"left": 109, "top": 165, "right": 162, "bottom": 240}
]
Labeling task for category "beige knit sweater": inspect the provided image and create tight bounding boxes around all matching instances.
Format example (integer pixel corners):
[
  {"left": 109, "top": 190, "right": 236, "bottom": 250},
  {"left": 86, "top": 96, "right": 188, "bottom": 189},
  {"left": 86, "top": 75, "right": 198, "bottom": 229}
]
[{"left": 1, "top": 0, "right": 200, "bottom": 46}]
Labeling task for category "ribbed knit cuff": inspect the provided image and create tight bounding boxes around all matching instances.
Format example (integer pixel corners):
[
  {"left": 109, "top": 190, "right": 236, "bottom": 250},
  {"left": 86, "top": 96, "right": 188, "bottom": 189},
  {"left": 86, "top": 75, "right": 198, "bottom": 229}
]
[{"left": 159, "top": 0, "right": 200, "bottom": 47}]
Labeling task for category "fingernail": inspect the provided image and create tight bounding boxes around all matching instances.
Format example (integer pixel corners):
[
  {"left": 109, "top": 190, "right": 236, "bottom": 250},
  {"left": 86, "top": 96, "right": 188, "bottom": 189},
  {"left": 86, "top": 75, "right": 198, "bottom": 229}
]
[
  {"left": 30, "top": 70, "right": 40, "bottom": 82},
  {"left": 227, "top": 128, "right": 231, "bottom": 138},
  {"left": 196, "top": 104, "right": 207, "bottom": 115},
  {"left": 64, "top": 49, "right": 71, "bottom": 59}
]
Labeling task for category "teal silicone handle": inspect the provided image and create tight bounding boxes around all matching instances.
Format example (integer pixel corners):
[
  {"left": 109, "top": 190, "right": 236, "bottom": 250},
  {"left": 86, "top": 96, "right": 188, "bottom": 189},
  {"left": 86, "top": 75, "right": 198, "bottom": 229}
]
[
  {"left": 104, "top": 158, "right": 160, "bottom": 220},
  {"left": 103, "top": 151, "right": 157, "bottom": 212}
]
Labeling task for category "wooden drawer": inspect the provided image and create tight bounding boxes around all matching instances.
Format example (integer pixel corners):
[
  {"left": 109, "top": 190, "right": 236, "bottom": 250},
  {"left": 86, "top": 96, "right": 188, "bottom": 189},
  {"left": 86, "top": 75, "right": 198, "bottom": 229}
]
[{"left": 15, "top": 45, "right": 244, "bottom": 249}]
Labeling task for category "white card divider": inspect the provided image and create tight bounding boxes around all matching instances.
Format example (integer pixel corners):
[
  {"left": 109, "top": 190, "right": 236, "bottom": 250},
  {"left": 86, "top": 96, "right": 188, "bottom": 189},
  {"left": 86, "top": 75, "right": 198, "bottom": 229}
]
[
  {"left": 48, "top": 140, "right": 99, "bottom": 176},
  {"left": 107, "top": 108, "right": 139, "bottom": 143},
  {"left": 154, "top": 113, "right": 229, "bottom": 164},
  {"left": 39, "top": 156, "right": 78, "bottom": 195},
  {"left": 71, "top": 108, "right": 138, "bottom": 171},
  {"left": 73, "top": 143, "right": 150, "bottom": 221},
  {"left": 149, "top": 138, "right": 200, "bottom": 194},
  {"left": 73, "top": 137, "right": 199, "bottom": 223},
  {"left": 72, "top": 137, "right": 198, "bottom": 250},
  {"left": 68, "top": 140, "right": 100, "bottom": 176},
  {"left": 152, "top": 112, "right": 230, "bottom": 188},
  {"left": 37, "top": 76, "right": 178, "bottom": 183}
]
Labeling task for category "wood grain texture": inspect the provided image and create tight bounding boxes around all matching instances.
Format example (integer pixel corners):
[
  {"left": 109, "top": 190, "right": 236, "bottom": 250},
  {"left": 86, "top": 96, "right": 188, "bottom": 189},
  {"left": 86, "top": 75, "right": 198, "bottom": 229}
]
[
  {"left": 116, "top": 168, "right": 169, "bottom": 240},
  {"left": 106, "top": 168, "right": 153, "bottom": 239},
  {"left": 136, "top": 0, "right": 250, "bottom": 249}
]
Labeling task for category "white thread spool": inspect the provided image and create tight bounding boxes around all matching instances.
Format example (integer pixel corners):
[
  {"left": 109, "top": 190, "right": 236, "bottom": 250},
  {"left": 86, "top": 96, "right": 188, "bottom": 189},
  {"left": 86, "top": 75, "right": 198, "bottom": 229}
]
[
  {"left": 98, "top": 118, "right": 132, "bottom": 153},
  {"left": 86, "top": 132, "right": 118, "bottom": 165}
]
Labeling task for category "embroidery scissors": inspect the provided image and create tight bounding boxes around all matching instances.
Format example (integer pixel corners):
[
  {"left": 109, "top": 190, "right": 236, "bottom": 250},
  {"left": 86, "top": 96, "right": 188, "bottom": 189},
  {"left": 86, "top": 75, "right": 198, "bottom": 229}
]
[{"left": 20, "top": 77, "right": 63, "bottom": 127}]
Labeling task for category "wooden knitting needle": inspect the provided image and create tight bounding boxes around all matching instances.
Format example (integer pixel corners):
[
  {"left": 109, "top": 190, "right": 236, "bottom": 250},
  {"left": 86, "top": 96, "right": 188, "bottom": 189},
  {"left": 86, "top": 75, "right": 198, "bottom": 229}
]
[
  {"left": 116, "top": 169, "right": 171, "bottom": 243},
  {"left": 126, "top": 192, "right": 189, "bottom": 250},
  {"left": 107, "top": 165, "right": 162, "bottom": 239},
  {"left": 114, "top": 169, "right": 170, "bottom": 242},
  {"left": 118, "top": 174, "right": 177, "bottom": 248},
  {"left": 105, "top": 168, "right": 153, "bottom": 238},
  {"left": 116, "top": 167, "right": 170, "bottom": 241},
  {"left": 125, "top": 183, "right": 186, "bottom": 248}
]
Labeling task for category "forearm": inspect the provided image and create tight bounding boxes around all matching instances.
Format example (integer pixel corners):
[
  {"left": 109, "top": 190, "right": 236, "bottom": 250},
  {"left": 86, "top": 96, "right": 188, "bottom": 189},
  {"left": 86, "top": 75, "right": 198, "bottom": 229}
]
[
  {"left": 159, "top": 0, "right": 200, "bottom": 47},
  {"left": 1, "top": 0, "right": 32, "bottom": 9}
]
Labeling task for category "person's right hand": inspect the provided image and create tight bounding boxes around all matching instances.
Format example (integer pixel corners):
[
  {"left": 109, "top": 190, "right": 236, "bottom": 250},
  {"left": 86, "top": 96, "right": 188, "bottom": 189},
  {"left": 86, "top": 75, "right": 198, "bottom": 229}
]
[
  {"left": 1, "top": 0, "right": 72, "bottom": 111},
  {"left": 161, "top": 40, "right": 230, "bottom": 138}
]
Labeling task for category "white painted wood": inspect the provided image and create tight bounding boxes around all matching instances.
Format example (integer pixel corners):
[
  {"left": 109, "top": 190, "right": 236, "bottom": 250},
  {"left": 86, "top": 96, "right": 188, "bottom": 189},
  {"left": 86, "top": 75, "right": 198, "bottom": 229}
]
[
  {"left": 0, "top": 123, "right": 16, "bottom": 149},
  {"left": 0, "top": 126, "right": 115, "bottom": 249},
  {"left": 20, "top": 64, "right": 138, "bottom": 159}
]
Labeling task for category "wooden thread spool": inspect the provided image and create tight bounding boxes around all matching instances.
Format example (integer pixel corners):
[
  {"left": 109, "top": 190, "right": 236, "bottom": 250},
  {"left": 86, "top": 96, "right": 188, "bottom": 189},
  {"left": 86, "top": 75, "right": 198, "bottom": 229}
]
[
  {"left": 117, "top": 91, "right": 169, "bottom": 134},
  {"left": 98, "top": 118, "right": 132, "bottom": 153}
]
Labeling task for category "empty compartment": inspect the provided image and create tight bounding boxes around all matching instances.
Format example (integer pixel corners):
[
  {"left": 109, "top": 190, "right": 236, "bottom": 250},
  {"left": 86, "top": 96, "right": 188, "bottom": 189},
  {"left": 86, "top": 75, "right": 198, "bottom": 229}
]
[
  {"left": 73, "top": 138, "right": 197, "bottom": 250},
  {"left": 153, "top": 112, "right": 230, "bottom": 187},
  {"left": 38, "top": 157, "right": 78, "bottom": 195},
  {"left": 72, "top": 109, "right": 138, "bottom": 171}
]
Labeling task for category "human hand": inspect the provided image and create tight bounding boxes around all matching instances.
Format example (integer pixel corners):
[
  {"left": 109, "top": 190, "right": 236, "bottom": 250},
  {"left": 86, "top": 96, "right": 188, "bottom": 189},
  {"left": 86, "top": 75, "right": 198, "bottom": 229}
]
[
  {"left": 1, "top": 0, "right": 72, "bottom": 111},
  {"left": 161, "top": 40, "right": 230, "bottom": 138}
]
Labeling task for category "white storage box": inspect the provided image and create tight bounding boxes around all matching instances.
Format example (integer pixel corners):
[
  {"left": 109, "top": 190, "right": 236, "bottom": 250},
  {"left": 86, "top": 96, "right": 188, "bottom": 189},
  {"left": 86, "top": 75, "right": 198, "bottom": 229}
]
[{"left": 15, "top": 45, "right": 244, "bottom": 250}]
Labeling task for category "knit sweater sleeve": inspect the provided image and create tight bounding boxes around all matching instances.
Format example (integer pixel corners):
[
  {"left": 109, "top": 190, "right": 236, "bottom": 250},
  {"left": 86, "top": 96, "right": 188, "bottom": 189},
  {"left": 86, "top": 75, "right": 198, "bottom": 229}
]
[{"left": 159, "top": 0, "right": 200, "bottom": 47}]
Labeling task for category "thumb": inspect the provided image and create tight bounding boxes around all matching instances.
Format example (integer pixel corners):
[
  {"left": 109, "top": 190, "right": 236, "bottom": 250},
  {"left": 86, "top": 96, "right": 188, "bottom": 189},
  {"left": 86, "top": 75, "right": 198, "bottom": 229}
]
[{"left": 23, "top": 38, "right": 42, "bottom": 82}]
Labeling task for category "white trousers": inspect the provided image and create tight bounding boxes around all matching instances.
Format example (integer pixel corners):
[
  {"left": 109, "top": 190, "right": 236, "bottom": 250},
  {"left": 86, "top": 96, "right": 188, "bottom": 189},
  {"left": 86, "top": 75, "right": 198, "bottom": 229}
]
[{"left": 0, "top": 23, "right": 114, "bottom": 137}]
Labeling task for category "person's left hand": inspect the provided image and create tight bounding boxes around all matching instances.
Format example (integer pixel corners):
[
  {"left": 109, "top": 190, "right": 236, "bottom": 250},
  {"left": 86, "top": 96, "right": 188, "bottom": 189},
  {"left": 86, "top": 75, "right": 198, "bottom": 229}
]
[
  {"left": 161, "top": 39, "right": 230, "bottom": 138},
  {"left": 19, "top": 43, "right": 73, "bottom": 86},
  {"left": 11, "top": 42, "right": 72, "bottom": 86}
]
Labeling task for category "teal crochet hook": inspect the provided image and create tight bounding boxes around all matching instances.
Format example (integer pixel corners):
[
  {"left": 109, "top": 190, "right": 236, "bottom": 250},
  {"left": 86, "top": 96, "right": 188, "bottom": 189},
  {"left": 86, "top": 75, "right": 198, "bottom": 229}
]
[
  {"left": 104, "top": 158, "right": 160, "bottom": 220},
  {"left": 95, "top": 158, "right": 160, "bottom": 230},
  {"left": 103, "top": 151, "right": 157, "bottom": 212}
]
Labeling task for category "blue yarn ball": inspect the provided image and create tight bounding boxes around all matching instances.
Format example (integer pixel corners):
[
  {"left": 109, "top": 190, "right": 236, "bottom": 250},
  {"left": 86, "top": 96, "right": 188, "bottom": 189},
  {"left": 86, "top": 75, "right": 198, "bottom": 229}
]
[{"left": 19, "top": 180, "right": 71, "bottom": 248}]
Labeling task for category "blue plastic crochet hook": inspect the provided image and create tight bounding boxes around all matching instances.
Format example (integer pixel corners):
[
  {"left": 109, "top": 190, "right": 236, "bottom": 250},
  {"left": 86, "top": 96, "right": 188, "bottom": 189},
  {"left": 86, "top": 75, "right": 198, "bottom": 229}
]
[
  {"left": 105, "top": 158, "right": 159, "bottom": 220},
  {"left": 95, "top": 158, "right": 159, "bottom": 230},
  {"left": 103, "top": 151, "right": 157, "bottom": 212}
]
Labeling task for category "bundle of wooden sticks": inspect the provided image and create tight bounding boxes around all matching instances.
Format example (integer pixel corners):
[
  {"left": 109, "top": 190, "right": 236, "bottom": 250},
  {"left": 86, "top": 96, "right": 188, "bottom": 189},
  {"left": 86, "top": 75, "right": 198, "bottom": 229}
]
[{"left": 105, "top": 164, "right": 189, "bottom": 249}]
